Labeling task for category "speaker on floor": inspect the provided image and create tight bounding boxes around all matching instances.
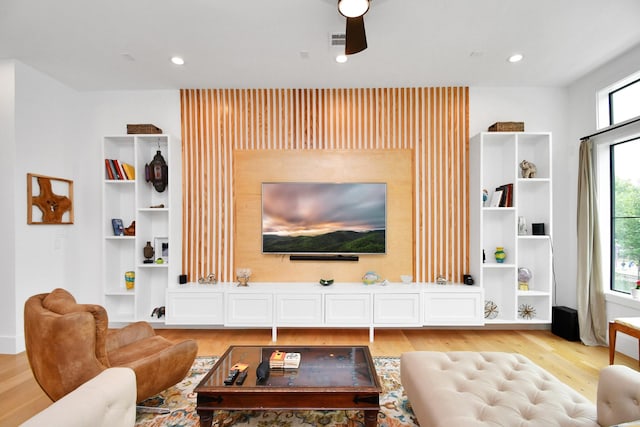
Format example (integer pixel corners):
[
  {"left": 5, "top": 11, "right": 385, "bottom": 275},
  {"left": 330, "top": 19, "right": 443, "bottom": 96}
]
[{"left": 551, "top": 306, "right": 580, "bottom": 341}]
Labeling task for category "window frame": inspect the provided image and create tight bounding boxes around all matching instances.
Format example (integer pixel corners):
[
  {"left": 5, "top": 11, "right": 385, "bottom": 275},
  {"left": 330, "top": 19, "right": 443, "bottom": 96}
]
[
  {"left": 593, "top": 124, "right": 640, "bottom": 298},
  {"left": 608, "top": 77, "right": 640, "bottom": 126},
  {"left": 597, "top": 70, "right": 640, "bottom": 129},
  {"left": 608, "top": 137, "right": 640, "bottom": 294}
]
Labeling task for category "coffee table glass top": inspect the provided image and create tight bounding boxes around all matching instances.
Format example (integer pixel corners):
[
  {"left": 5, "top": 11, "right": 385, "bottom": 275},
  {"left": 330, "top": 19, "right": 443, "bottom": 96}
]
[{"left": 197, "top": 345, "right": 379, "bottom": 389}]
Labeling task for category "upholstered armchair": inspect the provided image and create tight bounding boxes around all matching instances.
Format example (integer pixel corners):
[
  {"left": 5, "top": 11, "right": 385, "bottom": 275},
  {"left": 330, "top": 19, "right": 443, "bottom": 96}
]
[{"left": 24, "top": 288, "right": 198, "bottom": 403}]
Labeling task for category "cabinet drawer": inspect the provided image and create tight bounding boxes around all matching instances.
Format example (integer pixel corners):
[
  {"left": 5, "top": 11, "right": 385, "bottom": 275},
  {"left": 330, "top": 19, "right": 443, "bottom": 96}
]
[
  {"left": 424, "top": 292, "right": 483, "bottom": 325},
  {"left": 276, "top": 294, "right": 323, "bottom": 325},
  {"left": 374, "top": 293, "right": 421, "bottom": 325},
  {"left": 225, "top": 293, "right": 273, "bottom": 326},
  {"left": 165, "top": 291, "right": 224, "bottom": 325},
  {"left": 325, "top": 294, "right": 371, "bottom": 325}
]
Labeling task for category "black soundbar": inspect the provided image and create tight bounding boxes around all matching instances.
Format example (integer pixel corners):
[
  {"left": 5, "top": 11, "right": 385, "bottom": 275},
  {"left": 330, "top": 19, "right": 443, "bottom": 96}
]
[{"left": 289, "top": 254, "right": 359, "bottom": 262}]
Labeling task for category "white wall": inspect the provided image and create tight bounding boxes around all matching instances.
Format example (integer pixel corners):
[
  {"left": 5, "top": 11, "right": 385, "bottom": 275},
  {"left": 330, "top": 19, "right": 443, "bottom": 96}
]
[
  {"left": 0, "top": 61, "right": 17, "bottom": 353},
  {"left": 9, "top": 61, "right": 84, "bottom": 353},
  {"left": 470, "top": 87, "right": 573, "bottom": 307},
  {"left": 568, "top": 43, "right": 640, "bottom": 359},
  {"left": 1, "top": 60, "right": 181, "bottom": 353}
]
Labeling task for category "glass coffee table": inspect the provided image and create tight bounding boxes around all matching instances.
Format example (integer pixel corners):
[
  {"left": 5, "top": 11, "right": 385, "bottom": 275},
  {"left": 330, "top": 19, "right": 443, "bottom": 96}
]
[{"left": 195, "top": 345, "right": 382, "bottom": 427}]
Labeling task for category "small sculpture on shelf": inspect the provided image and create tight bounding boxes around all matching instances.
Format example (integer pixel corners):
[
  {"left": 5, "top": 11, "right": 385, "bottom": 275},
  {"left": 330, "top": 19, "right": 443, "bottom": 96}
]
[
  {"left": 145, "top": 149, "right": 168, "bottom": 192},
  {"left": 436, "top": 274, "right": 447, "bottom": 285},
  {"left": 151, "top": 306, "right": 165, "bottom": 319},
  {"left": 236, "top": 268, "right": 251, "bottom": 287},
  {"left": 518, "top": 267, "right": 532, "bottom": 291},
  {"left": 520, "top": 160, "right": 537, "bottom": 178},
  {"left": 143, "top": 241, "right": 154, "bottom": 264},
  {"left": 198, "top": 274, "right": 217, "bottom": 285},
  {"left": 518, "top": 303, "right": 536, "bottom": 320},
  {"left": 362, "top": 271, "right": 380, "bottom": 285},
  {"left": 123, "top": 220, "right": 135, "bottom": 236}
]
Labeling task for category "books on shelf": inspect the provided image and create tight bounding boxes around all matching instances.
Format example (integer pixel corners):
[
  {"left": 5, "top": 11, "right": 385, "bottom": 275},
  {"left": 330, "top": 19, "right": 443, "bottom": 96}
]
[
  {"left": 492, "top": 183, "right": 513, "bottom": 207},
  {"left": 122, "top": 162, "right": 135, "bottom": 180},
  {"left": 104, "top": 159, "right": 135, "bottom": 180},
  {"left": 269, "top": 350, "right": 301, "bottom": 369}
]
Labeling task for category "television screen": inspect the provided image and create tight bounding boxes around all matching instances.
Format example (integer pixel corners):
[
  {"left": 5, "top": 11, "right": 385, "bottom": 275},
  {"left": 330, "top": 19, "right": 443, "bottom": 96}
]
[{"left": 262, "top": 182, "right": 386, "bottom": 254}]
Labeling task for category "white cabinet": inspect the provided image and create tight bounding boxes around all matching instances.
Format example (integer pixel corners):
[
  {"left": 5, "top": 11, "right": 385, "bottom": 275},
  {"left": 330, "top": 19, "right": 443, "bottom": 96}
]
[
  {"left": 164, "top": 282, "right": 484, "bottom": 336},
  {"left": 102, "top": 135, "right": 181, "bottom": 324},
  {"left": 325, "top": 293, "right": 371, "bottom": 325},
  {"left": 373, "top": 293, "right": 421, "bottom": 325},
  {"left": 470, "top": 132, "right": 552, "bottom": 324}
]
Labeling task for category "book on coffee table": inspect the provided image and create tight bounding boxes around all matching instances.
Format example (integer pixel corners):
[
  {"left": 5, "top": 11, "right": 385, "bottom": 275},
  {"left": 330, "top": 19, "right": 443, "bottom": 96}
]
[
  {"left": 269, "top": 350, "right": 286, "bottom": 368},
  {"left": 283, "top": 352, "right": 301, "bottom": 369}
]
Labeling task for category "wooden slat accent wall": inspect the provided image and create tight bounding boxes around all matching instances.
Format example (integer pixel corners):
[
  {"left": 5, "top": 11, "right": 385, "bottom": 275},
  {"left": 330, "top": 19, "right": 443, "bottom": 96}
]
[{"left": 181, "top": 87, "right": 469, "bottom": 283}]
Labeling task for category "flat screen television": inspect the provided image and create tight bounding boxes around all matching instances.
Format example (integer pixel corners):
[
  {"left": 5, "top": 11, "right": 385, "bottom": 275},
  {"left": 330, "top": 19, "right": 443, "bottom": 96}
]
[{"left": 262, "top": 182, "right": 386, "bottom": 254}]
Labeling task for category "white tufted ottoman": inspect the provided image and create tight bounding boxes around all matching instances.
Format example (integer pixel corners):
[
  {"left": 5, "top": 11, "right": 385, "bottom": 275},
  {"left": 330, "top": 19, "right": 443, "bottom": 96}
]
[{"left": 401, "top": 351, "right": 598, "bottom": 427}]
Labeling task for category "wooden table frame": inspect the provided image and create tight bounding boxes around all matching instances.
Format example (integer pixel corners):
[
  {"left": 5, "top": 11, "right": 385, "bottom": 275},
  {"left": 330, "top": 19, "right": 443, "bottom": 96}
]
[
  {"left": 195, "top": 345, "right": 382, "bottom": 427},
  {"left": 609, "top": 319, "right": 640, "bottom": 366}
]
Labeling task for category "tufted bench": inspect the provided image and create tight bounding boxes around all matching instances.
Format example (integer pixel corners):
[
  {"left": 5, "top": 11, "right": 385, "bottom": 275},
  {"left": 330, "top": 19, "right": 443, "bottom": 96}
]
[{"left": 401, "top": 351, "right": 640, "bottom": 427}]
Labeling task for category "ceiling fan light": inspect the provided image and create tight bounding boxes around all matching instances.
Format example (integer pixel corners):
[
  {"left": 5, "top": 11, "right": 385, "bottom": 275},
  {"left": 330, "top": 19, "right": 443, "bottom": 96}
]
[{"left": 338, "top": 0, "right": 369, "bottom": 18}]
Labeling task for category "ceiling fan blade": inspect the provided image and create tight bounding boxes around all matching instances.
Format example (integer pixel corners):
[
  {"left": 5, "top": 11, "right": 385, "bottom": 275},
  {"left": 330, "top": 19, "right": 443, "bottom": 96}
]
[{"left": 345, "top": 15, "right": 367, "bottom": 55}]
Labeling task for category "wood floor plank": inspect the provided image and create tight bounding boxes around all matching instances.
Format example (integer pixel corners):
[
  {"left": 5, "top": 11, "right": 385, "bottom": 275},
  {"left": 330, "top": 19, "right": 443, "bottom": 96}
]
[{"left": 0, "top": 328, "right": 635, "bottom": 425}]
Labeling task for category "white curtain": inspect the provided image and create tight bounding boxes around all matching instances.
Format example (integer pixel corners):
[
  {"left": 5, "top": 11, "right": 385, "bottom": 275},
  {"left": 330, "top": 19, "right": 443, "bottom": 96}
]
[{"left": 576, "top": 138, "right": 607, "bottom": 346}]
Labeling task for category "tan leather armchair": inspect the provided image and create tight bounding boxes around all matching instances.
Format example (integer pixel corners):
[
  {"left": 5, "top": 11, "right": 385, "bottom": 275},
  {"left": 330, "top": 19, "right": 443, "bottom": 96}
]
[{"left": 24, "top": 288, "right": 198, "bottom": 403}]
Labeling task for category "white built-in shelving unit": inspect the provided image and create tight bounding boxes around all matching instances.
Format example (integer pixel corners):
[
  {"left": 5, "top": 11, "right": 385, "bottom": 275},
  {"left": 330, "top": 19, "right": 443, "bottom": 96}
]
[
  {"left": 101, "top": 134, "right": 181, "bottom": 324},
  {"left": 470, "top": 132, "right": 553, "bottom": 324}
]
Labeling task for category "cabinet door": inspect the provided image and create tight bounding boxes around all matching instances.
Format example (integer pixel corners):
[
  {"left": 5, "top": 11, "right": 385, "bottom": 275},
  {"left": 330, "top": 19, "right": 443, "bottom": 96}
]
[
  {"left": 225, "top": 293, "right": 273, "bottom": 326},
  {"left": 165, "top": 291, "right": 224, "bottom": 325},
  {"left": 275, "top": 294, "right": 323, "bottom": 325},
  {"left": 424, "top": 292, "right": 484, "bottom": 325},
  {"left": 325, "top": 294, "right": 371, "bottom": 325},
  {"left": 373, "top": 293, "right": 421, "bottom": 325}
]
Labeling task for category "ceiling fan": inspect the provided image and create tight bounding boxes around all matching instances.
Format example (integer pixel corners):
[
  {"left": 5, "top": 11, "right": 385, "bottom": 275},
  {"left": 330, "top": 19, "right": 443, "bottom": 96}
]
[{"left": 338, "top": 0, "right": 370, "bottom": 55}]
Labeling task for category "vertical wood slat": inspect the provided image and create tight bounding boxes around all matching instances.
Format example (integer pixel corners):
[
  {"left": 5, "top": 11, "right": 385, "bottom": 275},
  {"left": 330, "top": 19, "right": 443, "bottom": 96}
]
[{"left": 181, "top": 87, "right": 468, "bottom": 283}]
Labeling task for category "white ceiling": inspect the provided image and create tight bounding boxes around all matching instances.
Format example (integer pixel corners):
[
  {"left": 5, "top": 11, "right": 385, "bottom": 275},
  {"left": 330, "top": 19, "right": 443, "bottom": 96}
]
[{"left": 1, "top": 0, "right": 639, "bottom": 91}]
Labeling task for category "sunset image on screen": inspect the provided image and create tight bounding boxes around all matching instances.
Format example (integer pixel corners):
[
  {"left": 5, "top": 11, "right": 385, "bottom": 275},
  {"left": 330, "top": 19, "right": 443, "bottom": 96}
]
[{"left": 262, "top": 183, "right": 386, "bottom": 254}]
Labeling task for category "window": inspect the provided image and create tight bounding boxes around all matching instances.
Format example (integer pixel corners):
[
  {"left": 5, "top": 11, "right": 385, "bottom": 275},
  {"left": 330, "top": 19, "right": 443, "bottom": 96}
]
[
  {"left": 609, "top": 78, "right": 640, "bottom": 125},
  {"left": 611, "top": 138, "right": 640, "bottom": 293},
  {"left": 595, "top": 70, "right": 640, "bottom": 295}
]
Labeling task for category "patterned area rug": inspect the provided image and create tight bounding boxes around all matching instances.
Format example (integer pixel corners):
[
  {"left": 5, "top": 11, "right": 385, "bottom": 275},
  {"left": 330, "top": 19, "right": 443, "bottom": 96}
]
[{"left": 136, "top": 356, "right": 418, "bottom": 427}]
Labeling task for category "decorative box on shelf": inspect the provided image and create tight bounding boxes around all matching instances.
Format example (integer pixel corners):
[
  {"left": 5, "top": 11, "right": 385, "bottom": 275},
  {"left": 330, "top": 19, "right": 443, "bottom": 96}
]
[
  {"left": 127, "top": 124, "right": 163, "bottom": 134},
  {"left": 488, "top": 122, "right": 524, "bottom": 132}
]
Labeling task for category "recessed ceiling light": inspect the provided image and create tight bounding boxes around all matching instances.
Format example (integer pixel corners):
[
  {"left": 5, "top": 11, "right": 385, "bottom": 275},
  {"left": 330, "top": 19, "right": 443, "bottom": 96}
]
[
  {"left": 336, "top": 54, "right": 348, "bottom": 63},
  {"left": 171, "top": 56, "right": 185, "bottom": 65},
  {"left": 508, "top": 53, "right": 524, "bottom": 63},
  {"left": 338, "top": 0, "right": 369, "bottom": 18}
]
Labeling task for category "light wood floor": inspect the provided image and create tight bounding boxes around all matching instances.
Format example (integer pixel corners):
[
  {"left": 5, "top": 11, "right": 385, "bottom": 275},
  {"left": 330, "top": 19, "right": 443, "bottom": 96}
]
[{"left": 0, "top": 328, "right": 635, "bottom": 426}]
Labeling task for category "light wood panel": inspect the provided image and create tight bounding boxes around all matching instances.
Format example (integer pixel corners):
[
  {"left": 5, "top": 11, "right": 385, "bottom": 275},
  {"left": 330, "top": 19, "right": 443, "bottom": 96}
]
[
  {"left": 181, "top": 88, "right": 468, "bottom": 283},
  {"left": 233, "top": 149, "right": 413, "bottom": 282},
  {"left": 3, "top": 329, "right": 633, "bottom": 425}
]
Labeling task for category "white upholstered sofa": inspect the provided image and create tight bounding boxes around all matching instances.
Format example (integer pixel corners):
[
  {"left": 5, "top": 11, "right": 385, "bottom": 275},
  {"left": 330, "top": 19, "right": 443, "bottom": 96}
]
[
  {"left": 401, "top": 351, "right": 640, "bottom": 427},
  {"left": 20, "top": 367, "right": 136, "bottom": 427}
]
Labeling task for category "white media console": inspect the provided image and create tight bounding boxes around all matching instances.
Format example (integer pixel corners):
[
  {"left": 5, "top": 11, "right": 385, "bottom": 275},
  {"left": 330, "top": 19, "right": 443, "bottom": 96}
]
[{"left": 165, "top": 282, "right": 484, "bottom": 341}]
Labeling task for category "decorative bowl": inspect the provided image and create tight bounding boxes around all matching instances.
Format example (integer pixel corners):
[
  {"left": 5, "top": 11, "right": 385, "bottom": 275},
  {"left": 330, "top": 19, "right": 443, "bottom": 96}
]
[
  {"left": 319, "top": 279, "right": 334, "bottom": 286},
  {"left": 400, "top": 275, "right": 413, "bottom": 284},
  {"left": 362, "top": 271, "right": 380, "bottom": 285}
]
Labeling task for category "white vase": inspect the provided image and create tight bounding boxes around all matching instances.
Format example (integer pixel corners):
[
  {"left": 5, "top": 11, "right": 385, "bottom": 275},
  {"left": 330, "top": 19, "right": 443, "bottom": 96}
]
[{"left": 631, "top": 288, "right": 640, "bottom": 299}]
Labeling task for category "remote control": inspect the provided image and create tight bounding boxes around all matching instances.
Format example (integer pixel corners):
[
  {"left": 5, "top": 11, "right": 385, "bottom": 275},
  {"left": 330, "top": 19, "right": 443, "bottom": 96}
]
[
  {"left": 235, "top": 370, "right": 248, "bottom": 385},
  {"left": 224, "top": 369, "right": 239, "bottom": 385}
]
